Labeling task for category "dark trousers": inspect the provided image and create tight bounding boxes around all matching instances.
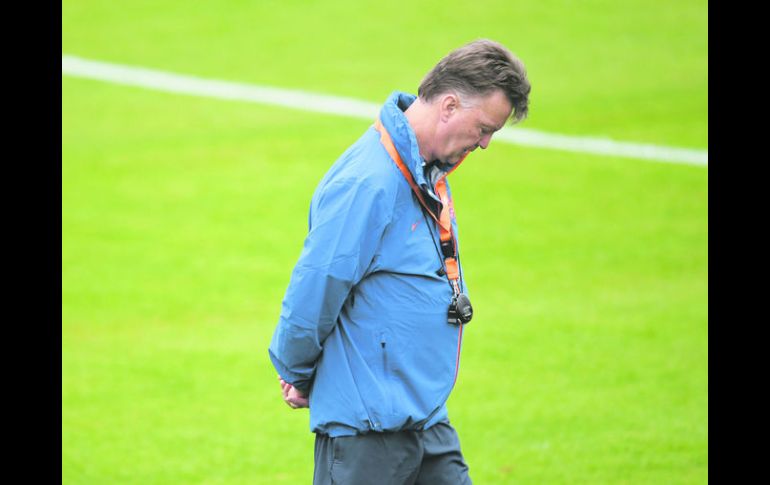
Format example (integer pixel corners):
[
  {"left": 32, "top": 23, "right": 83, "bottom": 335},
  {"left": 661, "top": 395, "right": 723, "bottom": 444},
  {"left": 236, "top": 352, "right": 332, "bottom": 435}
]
[{"left": 313, "top": 421, "right": 472, "bottom": 485}]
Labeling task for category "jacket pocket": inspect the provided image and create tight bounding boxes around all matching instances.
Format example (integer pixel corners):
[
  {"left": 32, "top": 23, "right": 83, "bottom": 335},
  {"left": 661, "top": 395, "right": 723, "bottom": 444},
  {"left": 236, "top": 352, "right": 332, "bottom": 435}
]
[
  {"left": 377, "top": 330, "right": 394, "bottom": 418},
  {"left": 380, "top": 331, "right": 389, "bottom": 380}
]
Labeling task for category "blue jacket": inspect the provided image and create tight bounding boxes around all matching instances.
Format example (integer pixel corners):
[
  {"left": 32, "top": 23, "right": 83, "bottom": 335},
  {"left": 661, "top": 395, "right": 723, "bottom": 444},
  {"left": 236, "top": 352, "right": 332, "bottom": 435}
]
[{"left": 268, "top": 91, "right": 469, "bottom": 437}]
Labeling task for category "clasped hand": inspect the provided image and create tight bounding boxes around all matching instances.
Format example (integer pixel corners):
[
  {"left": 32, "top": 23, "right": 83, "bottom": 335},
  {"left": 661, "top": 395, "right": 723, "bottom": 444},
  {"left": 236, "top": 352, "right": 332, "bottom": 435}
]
[{"left": 278, "top": 376, "right": 309, "bottom": 409}]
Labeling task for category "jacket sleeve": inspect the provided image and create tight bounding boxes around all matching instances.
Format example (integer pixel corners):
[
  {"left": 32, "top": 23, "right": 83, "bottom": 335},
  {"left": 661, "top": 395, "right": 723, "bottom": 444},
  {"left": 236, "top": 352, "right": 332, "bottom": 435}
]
[{"left": 268, "top": 176, "right": 392, "bottom": 394}]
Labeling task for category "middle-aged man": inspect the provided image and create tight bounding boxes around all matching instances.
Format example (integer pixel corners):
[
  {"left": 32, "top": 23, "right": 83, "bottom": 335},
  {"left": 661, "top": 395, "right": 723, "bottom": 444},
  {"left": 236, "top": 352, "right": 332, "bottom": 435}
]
[{"left": 269, "top": 38, "right": 531, "bottom": 484}]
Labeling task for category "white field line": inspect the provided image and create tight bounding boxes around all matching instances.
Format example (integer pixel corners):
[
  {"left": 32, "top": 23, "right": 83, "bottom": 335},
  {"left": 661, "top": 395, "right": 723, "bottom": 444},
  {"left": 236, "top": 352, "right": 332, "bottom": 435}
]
[{"left": 62, "top": 55, "right": 708, "bottom": 167}]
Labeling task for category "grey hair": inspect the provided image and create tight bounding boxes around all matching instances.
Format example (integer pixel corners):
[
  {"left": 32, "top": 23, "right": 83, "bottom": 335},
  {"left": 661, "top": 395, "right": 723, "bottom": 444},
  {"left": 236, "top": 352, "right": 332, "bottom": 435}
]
[{"left": 418, "top": 39, "right": 531, "bottom": 124}]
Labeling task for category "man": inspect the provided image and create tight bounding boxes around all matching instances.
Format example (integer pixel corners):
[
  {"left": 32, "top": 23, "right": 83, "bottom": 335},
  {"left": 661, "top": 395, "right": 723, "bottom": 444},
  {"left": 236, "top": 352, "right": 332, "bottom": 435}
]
[{"left": 268, "top": 38, "right": 530, "bottom": 484}]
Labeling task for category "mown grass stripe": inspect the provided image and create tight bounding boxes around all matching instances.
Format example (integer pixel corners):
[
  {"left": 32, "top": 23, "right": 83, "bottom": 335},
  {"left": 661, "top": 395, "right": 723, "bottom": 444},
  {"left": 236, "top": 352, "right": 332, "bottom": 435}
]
[{"left": 62, "top": 54, "right": 707, "bottom": 166}]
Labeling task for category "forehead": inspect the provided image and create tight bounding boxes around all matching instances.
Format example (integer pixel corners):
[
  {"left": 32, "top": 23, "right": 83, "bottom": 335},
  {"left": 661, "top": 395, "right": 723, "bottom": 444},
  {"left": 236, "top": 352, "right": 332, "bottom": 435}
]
[{"left": 469, "top": 90, "right": 513, "bottom": 129}]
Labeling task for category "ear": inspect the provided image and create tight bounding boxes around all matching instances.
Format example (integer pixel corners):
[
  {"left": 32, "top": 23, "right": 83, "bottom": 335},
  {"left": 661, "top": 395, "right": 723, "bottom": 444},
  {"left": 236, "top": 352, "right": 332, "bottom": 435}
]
[{"left": 438, "top": 93, "right": 460, "bottom": 123}]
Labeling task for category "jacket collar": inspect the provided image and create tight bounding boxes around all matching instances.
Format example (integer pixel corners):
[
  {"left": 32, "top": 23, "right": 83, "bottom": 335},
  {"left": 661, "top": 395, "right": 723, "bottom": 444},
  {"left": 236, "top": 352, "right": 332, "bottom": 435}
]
[{"left": 378, "top": 91, "right": 432, "bottom": 189}]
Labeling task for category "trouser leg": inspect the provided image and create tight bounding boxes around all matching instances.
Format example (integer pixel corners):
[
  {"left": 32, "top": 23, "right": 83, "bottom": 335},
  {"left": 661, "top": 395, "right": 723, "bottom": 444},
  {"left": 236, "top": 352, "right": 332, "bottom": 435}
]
[
  {"left": 314, "top": 432, "right": 334, "bottom": 485},
  {"left": 313, "top": 422, "right": 470, "bottom": 485},
  {"left": 314, "top": 431, "right": 423, "bottom": 485},
  {"left": 415, "top": 421, "right": 472, "bottom": 485}
]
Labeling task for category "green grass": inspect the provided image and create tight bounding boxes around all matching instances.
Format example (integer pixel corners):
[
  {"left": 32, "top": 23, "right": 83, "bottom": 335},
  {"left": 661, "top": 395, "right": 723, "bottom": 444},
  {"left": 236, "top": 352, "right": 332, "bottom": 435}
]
[
  {"left": 62, "top": 0, "right": 708, "bottom": 149},
  {"left": 62, "top": 1, "right": 707, "bottom": 483}
]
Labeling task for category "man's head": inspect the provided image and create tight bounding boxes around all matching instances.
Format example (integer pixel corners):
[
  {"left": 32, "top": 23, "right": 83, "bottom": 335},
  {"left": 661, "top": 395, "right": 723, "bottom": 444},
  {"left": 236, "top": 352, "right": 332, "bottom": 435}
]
[{"left": 415, "top": 39, "right": 531, "bottom": 166}]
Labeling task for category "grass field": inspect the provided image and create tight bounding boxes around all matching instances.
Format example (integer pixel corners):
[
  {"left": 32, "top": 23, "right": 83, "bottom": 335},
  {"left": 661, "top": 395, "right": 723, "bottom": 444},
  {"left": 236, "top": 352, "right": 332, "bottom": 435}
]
[{"left": 62, "top": 1, "right": 708, "bottom": 483}]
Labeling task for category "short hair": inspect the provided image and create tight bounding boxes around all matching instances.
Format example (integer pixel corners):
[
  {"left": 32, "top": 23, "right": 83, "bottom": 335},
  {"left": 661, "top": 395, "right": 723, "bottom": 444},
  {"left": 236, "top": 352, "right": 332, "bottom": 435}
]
[{"left": 418, "top": 39, "right": 531, "bottom": 124}]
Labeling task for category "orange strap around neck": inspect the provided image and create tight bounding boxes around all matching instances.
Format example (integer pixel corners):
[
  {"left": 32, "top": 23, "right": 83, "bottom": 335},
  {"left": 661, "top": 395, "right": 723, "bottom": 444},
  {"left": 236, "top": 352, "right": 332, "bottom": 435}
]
[{"left": 373, "top": 119, "right": 461, "bottom": 291}]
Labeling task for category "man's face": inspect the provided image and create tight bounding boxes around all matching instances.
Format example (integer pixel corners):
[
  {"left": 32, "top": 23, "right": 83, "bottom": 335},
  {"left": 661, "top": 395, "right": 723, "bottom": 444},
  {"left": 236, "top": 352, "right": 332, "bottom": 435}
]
[{"left": 434, "top": 89, "right": 513, "bottom": 167}]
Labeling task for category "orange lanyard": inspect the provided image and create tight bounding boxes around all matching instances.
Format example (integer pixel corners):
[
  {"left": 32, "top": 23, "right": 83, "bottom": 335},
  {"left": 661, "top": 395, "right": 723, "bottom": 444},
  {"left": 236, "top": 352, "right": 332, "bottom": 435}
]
[{"left": 373, "top": 119, "right": 463, "bottom": 294}]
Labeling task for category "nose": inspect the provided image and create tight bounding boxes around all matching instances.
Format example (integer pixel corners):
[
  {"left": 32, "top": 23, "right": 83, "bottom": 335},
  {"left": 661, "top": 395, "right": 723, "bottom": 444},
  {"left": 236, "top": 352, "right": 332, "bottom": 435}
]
[{"left": 478, "top": 133, "right": 494, "bottom": 150}]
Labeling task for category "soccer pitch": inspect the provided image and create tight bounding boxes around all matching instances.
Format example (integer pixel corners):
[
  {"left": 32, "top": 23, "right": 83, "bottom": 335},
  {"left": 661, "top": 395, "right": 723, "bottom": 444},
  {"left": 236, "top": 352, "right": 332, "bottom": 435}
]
[{"left": 62, "top": 1, "right": 707, "bottom": 483}]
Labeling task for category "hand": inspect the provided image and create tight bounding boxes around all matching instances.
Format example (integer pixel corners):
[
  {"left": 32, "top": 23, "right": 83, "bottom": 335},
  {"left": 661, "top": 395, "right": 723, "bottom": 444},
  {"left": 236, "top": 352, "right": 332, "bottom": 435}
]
[{"left": 278, "top": 376, "right": 309, "bottom": 409}]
